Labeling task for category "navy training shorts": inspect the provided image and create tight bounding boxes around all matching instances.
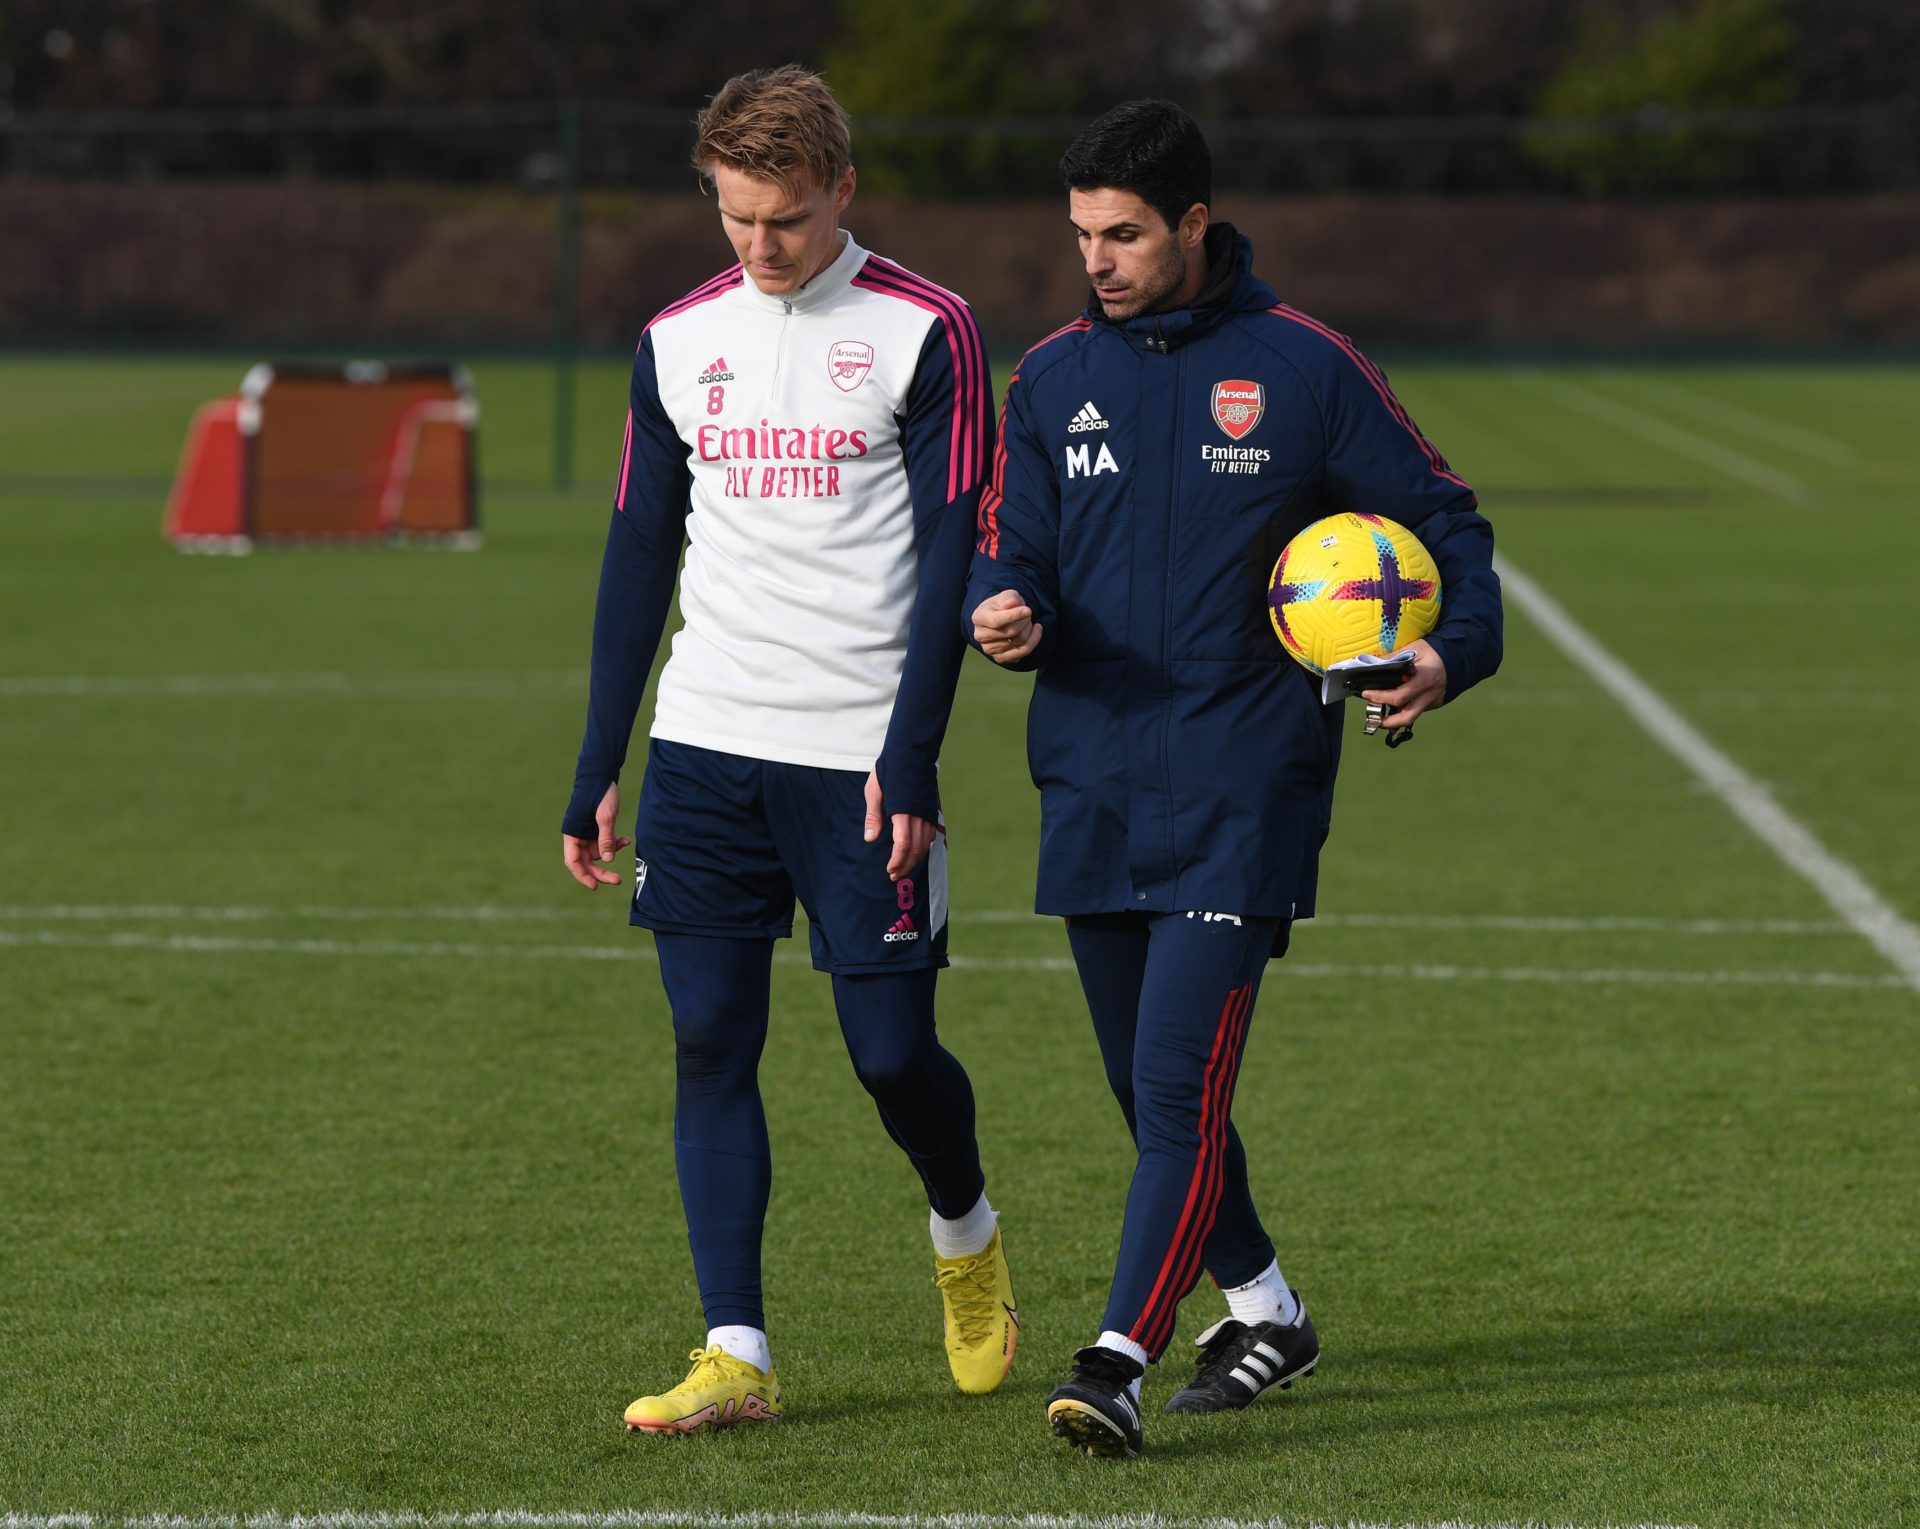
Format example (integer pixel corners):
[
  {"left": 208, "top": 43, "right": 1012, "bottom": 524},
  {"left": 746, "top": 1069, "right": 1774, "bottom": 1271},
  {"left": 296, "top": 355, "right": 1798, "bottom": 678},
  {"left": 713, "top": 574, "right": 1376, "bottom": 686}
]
[{"left": 627, "top": 737, "right": 948, "bottom": 975}]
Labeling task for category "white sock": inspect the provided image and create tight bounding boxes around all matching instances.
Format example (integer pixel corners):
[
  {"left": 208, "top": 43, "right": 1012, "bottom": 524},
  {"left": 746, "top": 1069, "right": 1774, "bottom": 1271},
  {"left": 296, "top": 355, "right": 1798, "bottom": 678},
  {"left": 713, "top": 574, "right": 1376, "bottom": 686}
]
[
  {"left": 1222, "top": 1260, "right": 1299, "bottom": 1326},
  {"left": 706, "top": 1325, "right": 771, "bottom": 1373},
  {"left": 930, "top": 1192, "right": 998, "bottom": 1259},
  {"left": 1096, "top": 1328, "right": 1150, "bottom": 1395}
]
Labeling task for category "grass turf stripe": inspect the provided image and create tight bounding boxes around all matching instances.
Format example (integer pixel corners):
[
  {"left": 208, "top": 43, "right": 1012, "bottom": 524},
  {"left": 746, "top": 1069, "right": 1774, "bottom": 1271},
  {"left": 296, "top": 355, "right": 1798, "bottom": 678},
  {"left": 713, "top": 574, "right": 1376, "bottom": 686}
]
[
  {"left": 0, "top": 1515, "right": 1705, "bottom": 1529},
  {"left": 1501, "top": 557, "right": 1920, "bottom": 994},
  {"left": 0, "top": 927, "right": 1902, "bottom": 989},
  {"left": 0, "top": 670, "right": 587, "bottom": 698},
  {"left": 1607, "top": 372, "right": 1857, "bottom": 466},
  {"left": 1512, "top": 369, "right": 1808, "bottom": 500},
  {"left": 0, "top": 905, "right": 1856, "bottom": 936}
]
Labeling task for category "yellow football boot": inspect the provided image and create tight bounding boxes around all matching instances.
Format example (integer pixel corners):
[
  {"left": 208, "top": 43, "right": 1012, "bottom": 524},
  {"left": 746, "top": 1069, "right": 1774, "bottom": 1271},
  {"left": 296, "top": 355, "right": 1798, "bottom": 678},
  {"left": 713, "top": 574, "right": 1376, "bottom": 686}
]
[
  {"left": 933, "top": 1226, "right": 1019, "bottom": 1394},
  {"left": 623, "top": 1345, "right": 782, "bottom": 1434}
]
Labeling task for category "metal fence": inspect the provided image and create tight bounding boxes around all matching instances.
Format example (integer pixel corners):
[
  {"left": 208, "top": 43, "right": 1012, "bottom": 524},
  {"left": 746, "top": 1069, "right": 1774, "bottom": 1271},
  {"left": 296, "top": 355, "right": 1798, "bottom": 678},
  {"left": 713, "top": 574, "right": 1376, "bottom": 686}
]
[
  {"left": 7, "top": 98, "right": 1918, "bottom": 489},
  {"left": 4, "top": 98, "right": 1918, "bottom": 195}
]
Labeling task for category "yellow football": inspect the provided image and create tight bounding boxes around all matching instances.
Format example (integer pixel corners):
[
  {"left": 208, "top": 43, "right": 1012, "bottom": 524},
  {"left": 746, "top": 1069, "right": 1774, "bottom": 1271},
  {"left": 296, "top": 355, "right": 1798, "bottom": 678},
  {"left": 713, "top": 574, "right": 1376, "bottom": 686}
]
[{"left": 1268, "top": 513, "right": 1442, "bottom": 675}]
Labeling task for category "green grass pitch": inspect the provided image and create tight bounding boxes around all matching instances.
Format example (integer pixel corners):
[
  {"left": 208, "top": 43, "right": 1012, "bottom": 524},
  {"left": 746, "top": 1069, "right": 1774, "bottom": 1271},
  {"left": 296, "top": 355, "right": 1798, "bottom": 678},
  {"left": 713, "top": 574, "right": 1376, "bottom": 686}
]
[{"left": 0, "top": 353, "right": 1916, "bottom": 1527}]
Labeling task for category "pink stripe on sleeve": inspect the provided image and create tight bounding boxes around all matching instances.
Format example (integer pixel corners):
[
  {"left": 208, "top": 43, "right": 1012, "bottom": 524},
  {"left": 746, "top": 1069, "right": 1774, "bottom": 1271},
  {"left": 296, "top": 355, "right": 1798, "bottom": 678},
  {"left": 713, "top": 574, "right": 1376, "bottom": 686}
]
[
  {"left": 641, "top": 266, "right": 745, "bottom": 342},
  {"left": 868, "top": 256, "right": 991, "bottom": 495},
  {"left": 615, "top": 409, "right": 634, "bottom": 512},
  {"left": 1268, "top": 305, "right": 1473, "bottom": 490},
  {"left": 851, "top": 260, "right": 987, "bottom": 503},
  {"left": 851, "top": 267, "right": 977, "bottom": 500},
  {"left": 974, "top": 320, "right": 1090, "bottom": 560}
]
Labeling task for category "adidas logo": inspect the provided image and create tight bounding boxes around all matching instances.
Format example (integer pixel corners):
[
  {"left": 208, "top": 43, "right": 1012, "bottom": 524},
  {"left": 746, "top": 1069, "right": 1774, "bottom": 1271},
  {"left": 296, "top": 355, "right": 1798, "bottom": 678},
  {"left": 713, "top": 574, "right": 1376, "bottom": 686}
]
[
  {"left": 883, "top": 912, "right": 919, "bottom": 943},
  {"left": 1185, "top": 910, "right": 1244, "bottom": 926},
  {"left": 1067, "top": 400, "right": 1109, "bottom": 433},
  {"left": 697, "top": 356, "right": 735, "bottom": 384}
]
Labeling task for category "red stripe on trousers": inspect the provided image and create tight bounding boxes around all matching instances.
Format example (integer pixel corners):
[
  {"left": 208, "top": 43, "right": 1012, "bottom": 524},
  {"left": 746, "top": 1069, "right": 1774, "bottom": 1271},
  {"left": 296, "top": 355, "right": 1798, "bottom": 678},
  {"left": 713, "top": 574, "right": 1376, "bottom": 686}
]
[
  {"left": 1127, "top": 980, "right": 1252, "bottom": 1351},
  {"left": 1139, "top": 981, "right": 1255, "bottom": 1355},
  {"left": 1137, "top": 982, "right": 1253, "bottom": 1355}
]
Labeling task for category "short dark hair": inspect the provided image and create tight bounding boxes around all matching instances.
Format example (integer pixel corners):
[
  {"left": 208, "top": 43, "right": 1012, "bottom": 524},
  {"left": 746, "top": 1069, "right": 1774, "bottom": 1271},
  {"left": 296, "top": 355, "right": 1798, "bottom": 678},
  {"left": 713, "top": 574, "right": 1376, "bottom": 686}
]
[
  {"left": 1059, "top": 99, "right": 1211, "bottom": 231},
  {"left": 693, "top": 65, "right": 852, "bottom": 196}
]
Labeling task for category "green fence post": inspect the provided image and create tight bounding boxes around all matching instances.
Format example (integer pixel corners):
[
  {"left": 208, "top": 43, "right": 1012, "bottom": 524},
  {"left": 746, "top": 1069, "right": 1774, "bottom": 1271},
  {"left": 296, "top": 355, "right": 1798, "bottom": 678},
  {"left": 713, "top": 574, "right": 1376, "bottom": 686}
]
[{"left": 553, "top": 100, "right": 582, "bottom": 492}]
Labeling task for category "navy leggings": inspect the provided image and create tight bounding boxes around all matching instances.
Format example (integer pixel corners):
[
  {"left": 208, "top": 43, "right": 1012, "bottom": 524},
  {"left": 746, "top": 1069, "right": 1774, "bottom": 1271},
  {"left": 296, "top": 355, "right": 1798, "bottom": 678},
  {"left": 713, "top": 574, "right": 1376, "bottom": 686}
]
[
  {"left": 1066, "top": 911, "right": 1280, "bottom": 1361},
  {"left": 656, "top": 932, "right": 985, "bottom": 1330}
]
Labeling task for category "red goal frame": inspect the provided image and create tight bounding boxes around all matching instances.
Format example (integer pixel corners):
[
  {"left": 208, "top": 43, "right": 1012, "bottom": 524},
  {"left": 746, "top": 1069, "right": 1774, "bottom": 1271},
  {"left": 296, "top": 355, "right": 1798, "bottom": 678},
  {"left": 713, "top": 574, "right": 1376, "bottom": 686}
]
[{"left": 166, "top": 361, "right": 480, "bottom": 552}]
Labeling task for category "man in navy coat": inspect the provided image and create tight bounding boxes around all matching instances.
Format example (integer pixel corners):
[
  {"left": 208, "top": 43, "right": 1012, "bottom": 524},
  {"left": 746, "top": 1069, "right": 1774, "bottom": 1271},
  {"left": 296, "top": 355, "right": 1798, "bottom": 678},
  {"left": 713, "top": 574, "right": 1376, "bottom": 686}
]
[{"left": 966, "top": 98, "right": 1503, "bottom": 1458}]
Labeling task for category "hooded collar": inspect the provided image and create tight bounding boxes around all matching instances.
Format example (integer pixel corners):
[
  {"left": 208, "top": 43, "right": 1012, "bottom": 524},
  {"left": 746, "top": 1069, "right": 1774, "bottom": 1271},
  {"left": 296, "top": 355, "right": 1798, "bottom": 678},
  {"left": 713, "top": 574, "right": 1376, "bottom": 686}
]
[
  {"left": 737, "top": 229, "right": 870, "bottom": 315},
  {"left": 1090, "top": 222, "right": 1271, "bottom": 353}
]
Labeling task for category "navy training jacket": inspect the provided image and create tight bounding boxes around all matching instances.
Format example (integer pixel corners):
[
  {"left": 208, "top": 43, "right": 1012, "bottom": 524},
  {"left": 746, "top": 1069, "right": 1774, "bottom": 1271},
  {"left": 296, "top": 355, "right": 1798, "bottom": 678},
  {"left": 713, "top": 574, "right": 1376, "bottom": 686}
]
[{"left": 963, "top": 224, "right": 1502, "bottom": 921}]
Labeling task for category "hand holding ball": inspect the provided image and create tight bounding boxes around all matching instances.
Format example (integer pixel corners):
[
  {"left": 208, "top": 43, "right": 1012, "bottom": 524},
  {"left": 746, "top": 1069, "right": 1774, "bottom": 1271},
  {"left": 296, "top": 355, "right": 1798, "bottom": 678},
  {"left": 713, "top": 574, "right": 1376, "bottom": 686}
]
[{"left": 1268, "top": 513, "right": 1442, "bottom": 675}]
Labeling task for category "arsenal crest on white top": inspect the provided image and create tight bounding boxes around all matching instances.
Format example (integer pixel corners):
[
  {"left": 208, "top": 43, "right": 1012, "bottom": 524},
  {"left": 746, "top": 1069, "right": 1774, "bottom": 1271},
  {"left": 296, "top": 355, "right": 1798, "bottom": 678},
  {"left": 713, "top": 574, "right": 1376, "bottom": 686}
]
[{"left": 828, "top": 340, "right": 875, "bottom": 391}]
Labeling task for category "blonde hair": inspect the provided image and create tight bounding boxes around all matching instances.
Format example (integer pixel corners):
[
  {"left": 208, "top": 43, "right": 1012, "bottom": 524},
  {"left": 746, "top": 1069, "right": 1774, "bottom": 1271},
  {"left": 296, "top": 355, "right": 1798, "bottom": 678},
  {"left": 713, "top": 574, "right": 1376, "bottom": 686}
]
[{"left": 691, "top": 65, "right": 852, "bottom": 195}]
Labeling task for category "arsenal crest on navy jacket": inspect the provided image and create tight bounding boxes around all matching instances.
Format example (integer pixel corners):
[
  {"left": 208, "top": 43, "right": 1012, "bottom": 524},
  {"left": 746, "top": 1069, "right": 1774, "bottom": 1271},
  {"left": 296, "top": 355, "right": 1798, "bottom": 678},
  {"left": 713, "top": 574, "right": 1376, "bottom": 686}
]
[{"left": 964, "top": 225, "right": 1503, "bottom": 921}]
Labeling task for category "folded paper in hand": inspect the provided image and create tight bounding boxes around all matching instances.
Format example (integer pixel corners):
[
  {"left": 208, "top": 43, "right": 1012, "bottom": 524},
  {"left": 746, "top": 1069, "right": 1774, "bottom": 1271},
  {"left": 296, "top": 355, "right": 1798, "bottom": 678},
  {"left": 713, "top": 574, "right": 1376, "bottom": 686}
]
[{"left": 1321, "top": 649, "right": 1417, "bottom": 705}]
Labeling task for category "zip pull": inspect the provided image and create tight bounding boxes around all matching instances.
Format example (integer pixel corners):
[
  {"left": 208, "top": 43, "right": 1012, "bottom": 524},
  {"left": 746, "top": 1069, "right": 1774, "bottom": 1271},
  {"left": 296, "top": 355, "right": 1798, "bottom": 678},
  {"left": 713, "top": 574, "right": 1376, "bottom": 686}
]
[
  {"left": 783, "top": 299, "right": 794, "bottom": 315},
  {"left": 1147, "top": 316, "right": 1169, "bottom": 353}
]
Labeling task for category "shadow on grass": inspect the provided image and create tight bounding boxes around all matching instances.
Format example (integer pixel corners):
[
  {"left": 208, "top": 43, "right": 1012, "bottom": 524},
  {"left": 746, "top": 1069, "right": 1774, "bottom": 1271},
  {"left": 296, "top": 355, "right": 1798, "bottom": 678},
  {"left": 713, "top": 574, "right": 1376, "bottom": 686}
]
[
  {"left": 580, "top": 1297, "right": 1917, "bottom": 1468},
  {"left": 1138, "top": 1294, "right": 1920, "bottom": 1458}
]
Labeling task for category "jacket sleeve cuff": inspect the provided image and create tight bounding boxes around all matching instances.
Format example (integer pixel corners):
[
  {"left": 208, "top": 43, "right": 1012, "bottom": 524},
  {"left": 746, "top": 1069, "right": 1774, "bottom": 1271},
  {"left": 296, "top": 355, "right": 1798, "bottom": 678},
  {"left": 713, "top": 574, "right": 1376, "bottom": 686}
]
[
  {"left": 561, "top": 769, "right": 617, "bottom": 840},
  {"left": 1425, "top": 631, "right": 1478, "bottom": 704},
  {"left": 874, "top": 747, "right": 941, "bottom": 826}
]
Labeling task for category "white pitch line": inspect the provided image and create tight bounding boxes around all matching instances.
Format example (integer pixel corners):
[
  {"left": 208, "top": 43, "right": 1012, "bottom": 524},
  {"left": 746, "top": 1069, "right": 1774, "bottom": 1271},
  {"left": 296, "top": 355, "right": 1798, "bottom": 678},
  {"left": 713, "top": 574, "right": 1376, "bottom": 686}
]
[
  {"left": 0, "top": 928, "right": 662, "bottom": 964},
  {"left": 0, "top": 928, "right": 1903, "bottom": 990},
  {"left": 0, "top": 677, "right": 1885, "bottom": 711},
  {"left": 0, "top": 905, "right": 1852, "bottom": 936},
  {"left": 1298, "top": 912, "right": 1849, "bottom": 936},
  {"left": 0, "top": 670, "right": 586, "bottom": 699},
  {"left": 0, "top": 1514, "right": 1704, "bottom": 1529},
  {"left": 0, "top": 903, "right": 603, "bottom": 925},
  {"left": 1499, "top": 558, "right": 1920, "bottom": 995},
  {"left": 1615, "top": 373, "right": 1858, "bottom": 466},
  {"left": 0, "top": 669, "right": 1019, "bottom": 706},
  {"left": 1514, "top": 368, "right": 1808, "bottom": 500}
]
